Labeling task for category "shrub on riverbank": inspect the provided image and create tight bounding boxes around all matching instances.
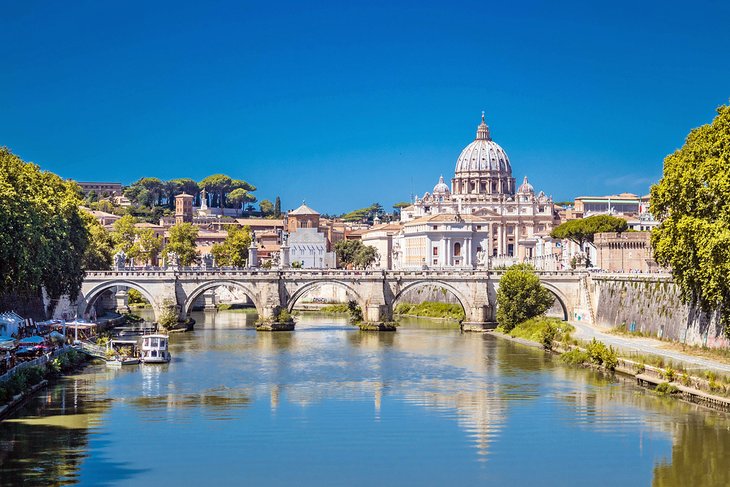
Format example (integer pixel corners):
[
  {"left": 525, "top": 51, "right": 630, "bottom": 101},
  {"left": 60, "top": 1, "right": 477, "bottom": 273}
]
[
  {"left": 394, "top": 302, "right": 465, "bottom": 320},
  {"left": 496, "top": 264, "right": 555, "bottom": 331},
  {"left": 504, "top": 317, "right": 574, "bottom": 349},
  {"left": 560, "top": 339, "right": 618, "bottom": 370}
]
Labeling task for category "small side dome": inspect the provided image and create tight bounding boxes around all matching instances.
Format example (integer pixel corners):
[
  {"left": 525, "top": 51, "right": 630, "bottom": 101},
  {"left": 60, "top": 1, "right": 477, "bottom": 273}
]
[
  {"left": 517, "top": 176, "right": 534, "bottom": 194},
  {"left": 433, "top": 175, "right": 450, "bottom": 195}
]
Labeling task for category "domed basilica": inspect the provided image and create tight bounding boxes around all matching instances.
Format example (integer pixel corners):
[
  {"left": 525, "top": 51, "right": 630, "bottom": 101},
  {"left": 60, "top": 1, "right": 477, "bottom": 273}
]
[{"left": 365, "top": 113, "right": 559, "bottom": 269}]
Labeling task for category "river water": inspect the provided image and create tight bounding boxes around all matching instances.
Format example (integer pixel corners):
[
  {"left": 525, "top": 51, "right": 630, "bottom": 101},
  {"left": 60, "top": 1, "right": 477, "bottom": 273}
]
[{"left": 1, "top": 311, "right": 730, "bottom": 486}]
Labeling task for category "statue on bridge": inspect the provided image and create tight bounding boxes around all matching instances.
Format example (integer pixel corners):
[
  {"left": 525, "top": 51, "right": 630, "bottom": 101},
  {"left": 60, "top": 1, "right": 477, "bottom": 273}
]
[
  {"left": 201, "top": 253, "right": 214, "bottom": 270},
  {"left": 113, "top": 251, "right": 127, "bottom": 270},
  {"left": 165, "top": 251, "right": 180, "bottom": 269}
]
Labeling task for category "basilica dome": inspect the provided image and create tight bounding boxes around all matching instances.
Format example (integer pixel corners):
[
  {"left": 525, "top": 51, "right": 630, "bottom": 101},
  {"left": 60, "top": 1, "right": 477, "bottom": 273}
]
[
  {"left": 454, "top": 113, "right": 512, "bottom": 175},
  {"left": 433, "top": 175, "right": 450, "bottom": 195},
  {"left": 451, "top": 113, "right": 516, "bottom": 196}
]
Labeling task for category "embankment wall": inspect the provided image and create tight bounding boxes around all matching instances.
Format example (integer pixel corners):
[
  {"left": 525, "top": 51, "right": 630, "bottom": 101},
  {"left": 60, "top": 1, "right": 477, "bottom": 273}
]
[{"left": 591, "top": 275, "right": 729, "bottom": 348}]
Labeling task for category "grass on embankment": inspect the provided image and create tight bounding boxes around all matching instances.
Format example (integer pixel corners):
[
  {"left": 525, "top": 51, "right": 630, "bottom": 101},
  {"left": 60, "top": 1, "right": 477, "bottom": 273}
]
[
  {"left": 394, "top": 302, "right": 465, "bottom": 320},
  {"left": 501, "top": 317, "right": 574, "bottom": 348},
  {"left": 319, "top": 304, "right": 350, "bottom": 313}
]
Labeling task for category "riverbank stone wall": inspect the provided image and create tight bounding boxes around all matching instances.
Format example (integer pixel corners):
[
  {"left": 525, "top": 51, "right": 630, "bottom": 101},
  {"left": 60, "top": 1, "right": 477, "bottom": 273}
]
[{"left": 591, "top": 275, "right": 730, "bottom": 348}]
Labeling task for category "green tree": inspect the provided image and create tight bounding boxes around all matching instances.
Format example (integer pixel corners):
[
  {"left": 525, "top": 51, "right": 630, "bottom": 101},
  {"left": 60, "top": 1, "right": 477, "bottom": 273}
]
[
  {"left": 354, "top": 244, "right": 378, "bottom": 268},
  {"left": 167, "top": 222, "right": 199, "bottom": 266},
  {"left": 111, "top": 215, "right": 138, "bottom": 255},
  {"left": 650, "top": 104, "right": 730, "bottom": 329},
  {"left": 228, "top": 187, "right": 256, "bottom": 215},
  {"left": 210, "top": 225, "right": 252, "bottom": 267},
  {"left": 0, "top": 148, "right": 90, "bottom": 306},
  {"left": 342, "top": 203, "right": 384, "bottom": 223},
  {"left": 129, "top": 228, "right": 163, "bottom": 265},
  {"left": 199, "top": 174, "right": 232, "bottom": 210},
  {"left": 496, "top": 264, "right": 555, "bottom": 332},
  {"left": 274, "top": 196, "right": 281, "bottom": 217},
  {"left": 334, "top": 240, "right": 378, "bottom": 269},
  {"left": 124, "top": 177, "right": 164, "bottom": 207},
  {"left": 259, "top": 199, "right": 274, "bottom": 216},
  {"left": 164, "top": 178, "right": 199, "bottom": 208},
  {"left": 80, "top": 211, "right": 113, "bottom": 270},
  {"left": 550, "top": 215, "right": 628, "bottom": 248}
]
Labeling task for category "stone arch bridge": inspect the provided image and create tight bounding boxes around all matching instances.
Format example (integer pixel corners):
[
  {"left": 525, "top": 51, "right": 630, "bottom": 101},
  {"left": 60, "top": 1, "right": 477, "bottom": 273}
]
[{"left": 78, "top": 269, "right": 592, "bottom": 330}]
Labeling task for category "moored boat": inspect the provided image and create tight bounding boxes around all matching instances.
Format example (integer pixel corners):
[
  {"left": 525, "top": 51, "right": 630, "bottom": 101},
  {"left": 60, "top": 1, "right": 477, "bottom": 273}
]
[
  {"left": 106, "top": 357, "right": 141, "bottom": 367},
  {"left": 139, "top": 334, "right": 171, "bottom": 363}
]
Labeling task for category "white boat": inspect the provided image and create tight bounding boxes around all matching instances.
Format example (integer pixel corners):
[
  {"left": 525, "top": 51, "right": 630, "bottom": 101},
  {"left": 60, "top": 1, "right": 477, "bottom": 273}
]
[
  {"left": 139, "top": 334, "right": 171, "bottom": 363},
  {"left": 106, "top": 357, "right": 141, "bottom": 367}
]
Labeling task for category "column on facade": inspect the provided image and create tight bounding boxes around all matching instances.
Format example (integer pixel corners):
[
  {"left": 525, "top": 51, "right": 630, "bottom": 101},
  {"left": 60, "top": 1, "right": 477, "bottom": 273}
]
[
  {"left": 465, "top": 237, "right": 471, "bottom": 267},
  {"left": 515, "top": 224, "right": 521, "bottom": 260},
  {"left": 445, "top": 237, "right": 451, "bottom": 267},
  {"left": 496, "top": 224, "right": 502, "bottom": 256},
  {"left": 497, "top": 223, "right": 504, "bottom": 256}
]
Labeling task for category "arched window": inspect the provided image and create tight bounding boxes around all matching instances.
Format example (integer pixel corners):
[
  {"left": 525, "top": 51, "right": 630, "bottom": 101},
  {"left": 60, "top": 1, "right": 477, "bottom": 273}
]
[{"left": 454, "top": 242, "right": 461, "bottom": 256}]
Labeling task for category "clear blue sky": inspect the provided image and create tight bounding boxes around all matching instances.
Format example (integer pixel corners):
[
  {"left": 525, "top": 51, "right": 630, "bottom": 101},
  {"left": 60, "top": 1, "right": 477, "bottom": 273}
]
[{"left": 2, "top": 1, "right": 729, "bottom": 213}]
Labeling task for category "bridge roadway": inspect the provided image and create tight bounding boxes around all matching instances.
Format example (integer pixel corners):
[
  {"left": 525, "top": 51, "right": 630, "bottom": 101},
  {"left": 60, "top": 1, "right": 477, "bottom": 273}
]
[{"left": 79, "top": 269, "right": 591, "bottom": 330}]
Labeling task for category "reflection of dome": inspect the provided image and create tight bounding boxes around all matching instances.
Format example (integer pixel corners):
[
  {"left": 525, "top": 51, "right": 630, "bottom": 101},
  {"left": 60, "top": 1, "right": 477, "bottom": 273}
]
[
  {"left": 433, "top": 175, "right": 450, "bottom": 195},
  {"left": 517, "top": 176, "right": 534, "bottom": 194},
  {"left": 454, "top": 113, "right": 512, "bottom": 175}
]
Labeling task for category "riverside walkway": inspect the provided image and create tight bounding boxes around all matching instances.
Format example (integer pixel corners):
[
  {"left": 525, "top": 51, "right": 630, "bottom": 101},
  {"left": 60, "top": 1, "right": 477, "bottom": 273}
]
[{"left": 571, "top": 320, "right": 730, "bottom": 375}]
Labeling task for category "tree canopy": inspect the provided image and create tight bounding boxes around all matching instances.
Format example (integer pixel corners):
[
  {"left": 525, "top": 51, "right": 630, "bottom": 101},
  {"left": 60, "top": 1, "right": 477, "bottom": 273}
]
[
  {"left": 129, "top": 228, "right": 163, "bottom": 265},
  {"left": 0, "top": 147, "right": 93, "bottom": 304},
  {"left": 550, "top": 215, "right": 628, "bottom": 247},
  {"left": 167, "top": 222, "right": 199, "bottom": 266},
  {"left": 259, "top": 199, "right": 274, "bottom": 216},
  {"left": 334, "top": 240, "right": 378, "bottom": 269},
  {"left": 110, "top": 215, "right": 138, "bottom": 255},
  {"left": 80, "top": 211, "right": 113, "bottom": 270},
  {"left": 341, "top": 203, "right": 384, "bottom": 223},
  {"left": 211, "top": 225, "right": 252, "bottom": 267},
  {"left": 496, "top": 264, "right": 555, "bottom": 331},
  {"left": 650, "top": 104, "right": 730, "bottom": 323}
]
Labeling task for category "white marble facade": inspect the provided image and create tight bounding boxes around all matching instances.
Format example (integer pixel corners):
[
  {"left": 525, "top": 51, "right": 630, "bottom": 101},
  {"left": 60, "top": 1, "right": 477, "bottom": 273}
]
[
  {"left": 288, "top": 228, "right": 335, "bottom": 269},
  {"left": 368, "top": 113, "right": 559, "bottom": 270}
]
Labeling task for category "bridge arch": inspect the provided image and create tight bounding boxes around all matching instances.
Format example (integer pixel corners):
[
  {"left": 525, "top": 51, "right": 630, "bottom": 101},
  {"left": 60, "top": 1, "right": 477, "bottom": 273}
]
[
  {"left": 79, "top": 280, "right": 159, "bottom": 320},
  {"left": 391, "top": 280, "right": 471, "bottom": 321},
  {"left": 182, "top": 281, "right": 263, "bottom": 317},
  {"left": 286, "top": 280, "right": 366, "bottom": 313},
  {"left": 540, "top": 280, "right": 570, "bottom": 321},
  {"left": 536, "top": 282, "right": 569, "bottom": 321}
]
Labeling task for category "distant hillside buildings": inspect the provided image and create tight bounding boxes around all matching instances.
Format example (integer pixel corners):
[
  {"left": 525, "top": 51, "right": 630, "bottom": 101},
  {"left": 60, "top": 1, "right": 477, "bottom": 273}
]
[{"left": 81, "top": 114, "right": 660, "bottom": 272}]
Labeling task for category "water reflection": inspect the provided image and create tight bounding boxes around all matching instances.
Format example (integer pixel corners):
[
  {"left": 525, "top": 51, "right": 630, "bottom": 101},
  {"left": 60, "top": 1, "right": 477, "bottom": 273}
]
[{"left": 2, "top": 311, "right": 730, "bottom": 486}]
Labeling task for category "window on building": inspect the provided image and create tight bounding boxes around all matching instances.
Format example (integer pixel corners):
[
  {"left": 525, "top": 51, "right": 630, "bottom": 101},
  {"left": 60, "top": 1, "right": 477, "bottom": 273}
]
[
  {"left": 454, "top": 242, "right": 461, "bottom": 256},
  {"left": 433, "top": 225, "right": 438, "bottom": 230},
  {"left": 433, "top": 247, "right": 438, "bottom": 256}
]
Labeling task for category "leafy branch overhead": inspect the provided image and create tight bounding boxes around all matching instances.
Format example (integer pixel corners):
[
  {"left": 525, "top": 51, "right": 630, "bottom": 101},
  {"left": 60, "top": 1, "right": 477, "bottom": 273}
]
[{"left": 650, "top": 104, "right": 730, "bottom": 322}]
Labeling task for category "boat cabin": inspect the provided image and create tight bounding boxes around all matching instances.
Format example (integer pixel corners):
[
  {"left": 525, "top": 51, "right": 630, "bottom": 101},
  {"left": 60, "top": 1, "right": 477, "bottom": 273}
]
[{"left": 140, "top": 334, "right": 171, "bottom": 363}]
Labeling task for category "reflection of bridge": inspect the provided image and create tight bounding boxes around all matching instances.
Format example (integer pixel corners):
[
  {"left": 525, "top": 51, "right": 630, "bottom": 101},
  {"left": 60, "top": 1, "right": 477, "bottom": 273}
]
[{"left": 79, "top": 269, "right": 592, "bottom": 329}]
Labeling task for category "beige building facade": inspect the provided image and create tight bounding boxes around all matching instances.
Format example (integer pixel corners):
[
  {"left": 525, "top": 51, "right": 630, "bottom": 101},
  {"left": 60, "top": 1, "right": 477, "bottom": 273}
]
[{"left": 594, "top": 232, "right": 660, "bottom": 273}]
